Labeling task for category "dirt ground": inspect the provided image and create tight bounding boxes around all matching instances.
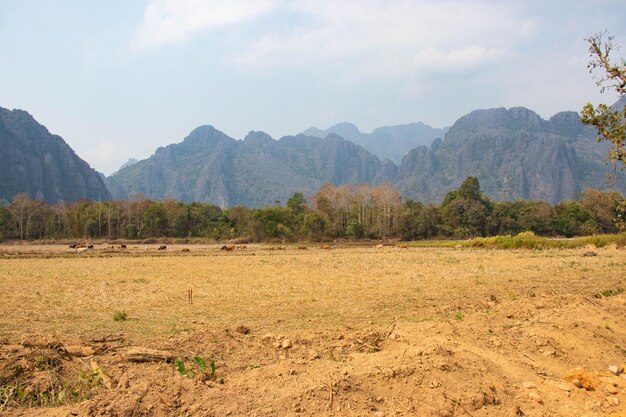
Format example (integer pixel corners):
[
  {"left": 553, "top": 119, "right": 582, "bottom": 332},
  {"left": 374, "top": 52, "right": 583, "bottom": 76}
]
[{"left": 0, "top": 243, "right": 624, "bottom": 416}]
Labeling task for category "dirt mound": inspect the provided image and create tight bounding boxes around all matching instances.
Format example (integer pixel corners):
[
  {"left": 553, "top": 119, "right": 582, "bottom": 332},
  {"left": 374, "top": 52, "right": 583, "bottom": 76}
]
[{"left": 2, "top": 292, "right": 625, "bottom": 416}]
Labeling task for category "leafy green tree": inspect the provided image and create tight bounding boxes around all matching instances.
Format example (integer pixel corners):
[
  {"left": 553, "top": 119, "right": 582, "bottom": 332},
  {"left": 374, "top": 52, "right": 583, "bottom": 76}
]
[
  {"left": 551, "top": 202, "right": 592, "bottom": 237},
  {"left": 400, "top": 200, "right": 439, "bottom": 240},
  {"left": 440, "top": 177, "right": 492, "bottom": 237},
  {"left": 141, "top": 202, "right": 168, "bottom": 237},
  {"left": 287, "top": 192, "right": 307, "bottom": 216},
  {"left": 580, "top": 32, "right": 626, "bottom": 166},
  {"left": 302, "top": 212, "right": 326, "bottom": 240}
]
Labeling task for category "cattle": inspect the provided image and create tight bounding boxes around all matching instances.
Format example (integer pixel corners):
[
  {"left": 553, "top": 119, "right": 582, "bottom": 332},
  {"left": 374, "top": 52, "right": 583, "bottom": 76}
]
[
  {"left": 220, "top": 245, "right": 235, "bottom": 252},
  {"left": 120, "top": 244, "right": 127, "bottom": 249},
  {"left": 69, "top": 244, "right": 77, "bottom": 249},
  {"left": 320, "top": 245, "right": 331, "bottom": 250},
  {"left": 157, "top": 245, "right": 167, "bottom": 251},
  {"left": 87, "top": 245, "right": 94, "bottom": 249},
  {"left": 235, "top": 245, "right": 247, "bottom": 250},
  {"left": 76, "top": 247, "right": 88, "bottom": 254},
  {"left": 181, "top": 248, "right": 190, "bottom": 253},
  {"left": 297, "top": 246, "right": 308, "bottom": 250},
  {"left": 398, "top": 243, "right": 408, "bottom": 249}
]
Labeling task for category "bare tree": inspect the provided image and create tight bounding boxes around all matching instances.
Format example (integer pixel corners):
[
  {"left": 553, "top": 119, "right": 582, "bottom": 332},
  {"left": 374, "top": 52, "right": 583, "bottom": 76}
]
[{"left": 581, "top": 32, "right": 626, "bottom": 166}]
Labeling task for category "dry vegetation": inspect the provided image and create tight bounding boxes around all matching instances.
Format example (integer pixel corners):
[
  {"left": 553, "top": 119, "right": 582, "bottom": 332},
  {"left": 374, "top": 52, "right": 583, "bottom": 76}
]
[{"left": 0, "top": 243, "right": 625, "bottom": 416}]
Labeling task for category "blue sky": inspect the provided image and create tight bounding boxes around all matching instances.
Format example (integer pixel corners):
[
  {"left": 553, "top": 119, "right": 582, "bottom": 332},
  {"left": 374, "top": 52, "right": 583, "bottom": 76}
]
[{"left": 1, "top": 0, "right": 624, "bottom": 174}]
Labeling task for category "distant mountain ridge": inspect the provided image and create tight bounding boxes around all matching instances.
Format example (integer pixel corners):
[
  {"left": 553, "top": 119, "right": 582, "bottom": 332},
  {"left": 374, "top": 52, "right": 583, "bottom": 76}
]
[
  {"left": 105, "top": 127, "right": 394, "bottom": 207},
  {"left": 3, "top": 103, "right": 623, "bottom": 207},
  {"left": 302, "top": 122, "right": 448, "bottom": 163},
  {"left": 394, "top": 106, "right": 626, "bottom": 203},
  {"left": 0, "top": 107, "right": 111, "bottom": 203},
  {"left": 107, "top": 105, "right": 624, "bottom": 207}
]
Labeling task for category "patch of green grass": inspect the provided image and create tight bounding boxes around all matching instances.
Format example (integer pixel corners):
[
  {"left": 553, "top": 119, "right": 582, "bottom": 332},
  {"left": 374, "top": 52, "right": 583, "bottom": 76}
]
[
  {"left": 113, "top": 311, "right": 128, "bottom": 321},
  {"left": 174, "top": 356, "right": 217, "bottom": 381},
  {"left": 463, "top": 232, "right": 626, "bottom": 250},
  {"left": 454, "top": 312, "right": 465, "bottom": 321},
  {"left": 593, "top": 287, "right": 624, "bottom": 299}
]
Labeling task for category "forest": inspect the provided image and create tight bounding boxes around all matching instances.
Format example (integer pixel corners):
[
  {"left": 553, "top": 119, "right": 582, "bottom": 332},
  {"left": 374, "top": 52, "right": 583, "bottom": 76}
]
[{"left": 0, "top": 177, "right": 624, "bottom": 242}]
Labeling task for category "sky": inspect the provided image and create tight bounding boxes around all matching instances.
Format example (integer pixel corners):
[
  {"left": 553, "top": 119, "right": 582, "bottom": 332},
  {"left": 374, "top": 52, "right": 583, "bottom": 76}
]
[{"left": 1, "top": 0, "right": 625, "bottom": 175}]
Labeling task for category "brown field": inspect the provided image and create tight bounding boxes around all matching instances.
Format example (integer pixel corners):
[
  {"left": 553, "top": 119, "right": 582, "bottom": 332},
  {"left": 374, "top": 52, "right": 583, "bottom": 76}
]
[{"left": 0, "top": 244, "right": 625, "bottom": 416}]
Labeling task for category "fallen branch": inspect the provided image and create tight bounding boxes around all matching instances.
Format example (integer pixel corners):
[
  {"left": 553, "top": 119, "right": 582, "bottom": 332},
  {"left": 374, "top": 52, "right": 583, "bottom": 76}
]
[{"left": 123, "top": 347, "right": 173, "bottom": 362}]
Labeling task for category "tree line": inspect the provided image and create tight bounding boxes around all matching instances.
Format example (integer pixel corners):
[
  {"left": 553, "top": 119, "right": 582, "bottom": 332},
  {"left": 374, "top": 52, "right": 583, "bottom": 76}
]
[{"left": 0, "top": 177, "right": 624, "bottom": 242}]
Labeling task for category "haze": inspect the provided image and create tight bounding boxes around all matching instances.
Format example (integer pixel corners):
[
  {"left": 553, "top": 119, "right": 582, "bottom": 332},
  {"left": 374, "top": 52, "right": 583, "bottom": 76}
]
[{"left": 0, "top": 0, "right": 624, "bottom": 175}]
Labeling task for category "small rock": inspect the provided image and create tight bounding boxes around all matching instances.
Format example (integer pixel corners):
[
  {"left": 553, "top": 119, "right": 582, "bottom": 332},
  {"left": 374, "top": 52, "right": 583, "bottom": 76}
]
[
  {"left": 262, "top": 333, "right": 273, "bottom": 340},
  {"left": 490, "top": 338, "right": 502, "bottom": 348},
  {"left": 605, "top": 384, "right": 619, "bottom": 395},
  {"left": 557, "top": 383, "right": 571, "bottom": 392},
  {"left": 527, "top": 392, "right": 543, "bottom": 404},
  {"left": 606, "top": 396, "right": 620, "bottom": 406},
  {"left": 572, "top": 378, "right": 582, "bottom": 388},
  {"left": 428, "top": 380, "right": 441, "bottom": 389},
  {"left": 542, "top": 350, "right": 555, "bottom": 357},
  {"left": 273, "top": 342, "right": 281, "bottom": 349},
  {"left": 608, "top": 365, "right": 623, "bottom": 376},
  {"left": 522, "top": 382, "right": 537, "bottom": 389},
  {"left": 281, "top": 339, "right": 293, "bottom": 349},
  {"left": 308, "top": 350, "right": 320, "bottom": 359}
]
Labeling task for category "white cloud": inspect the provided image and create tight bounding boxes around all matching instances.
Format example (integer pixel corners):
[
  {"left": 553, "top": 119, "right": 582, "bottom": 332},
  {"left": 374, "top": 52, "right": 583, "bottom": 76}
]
[
  {"left": 132, "top": 0, "right": 277, "bottom": 49},
  {"left": 413, "top": 45, "right": 507, "bottom": 74},
  {"left": 227, "top": 0, "right": 530, "bottom": 77}
]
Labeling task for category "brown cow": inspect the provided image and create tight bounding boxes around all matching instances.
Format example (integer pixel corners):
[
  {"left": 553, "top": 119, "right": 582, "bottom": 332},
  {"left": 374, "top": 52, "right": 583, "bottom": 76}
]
[
  {"left": 158, "top": 245, "right": 167, "bottom": 251},
  {"left": 320, "top": 245, "right": 331, "bottom": 250},
  {"left": 220, "top": 245, "right": 235, "bottom": 252}
]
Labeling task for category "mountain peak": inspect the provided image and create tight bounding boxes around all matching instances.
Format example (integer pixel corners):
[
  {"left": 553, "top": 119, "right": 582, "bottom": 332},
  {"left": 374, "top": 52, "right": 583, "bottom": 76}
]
[
  {"left": 244, "top": 131, "right": 274, "bottom": 144},
  {"left": 453, "top": 106, "right": 544, "bottom": 131},
  {"left": 0, "top": 106, "right": 111, "bottom": 203}
]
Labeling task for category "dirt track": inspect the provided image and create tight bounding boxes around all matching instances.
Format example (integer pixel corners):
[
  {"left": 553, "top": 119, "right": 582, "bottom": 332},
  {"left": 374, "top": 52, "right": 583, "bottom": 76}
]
[{"left": 0, "top": 244, "right": 624, "bottom": 416}]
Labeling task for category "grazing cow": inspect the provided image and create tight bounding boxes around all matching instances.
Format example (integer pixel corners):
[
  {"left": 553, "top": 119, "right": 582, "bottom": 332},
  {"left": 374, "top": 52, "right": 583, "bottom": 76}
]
[
  {"left": 320, "top": 245, "right": 331, "bottom": 250},
  {"left": 76, "top": 247, "right": 88, "bottom": 254},
  {"left": 158, "top": 245, "right": 167, "bottom": 251},
  {"left": 69, "top": 244, "right": 77, "bottom": 249},
  {"left": 398, "top": 243, "right": 408, "bottom": 249},
  {"left": 181, "top": 248, "right": 190, "bottom": 252},
  {"left": 220, "top": 245, "right": 235, "bottom": 252},
  {"left": 235, "top": 245, "right": 247, "bottom": 250},
  {"left": 87, "top": 245, "right": 94, "bottom": 249},
  {"left": 120, "top": 244, "right": 127, "bottom": 249},
  {"left": 297, "top": 246, "right": 308, "bottom": 250}
]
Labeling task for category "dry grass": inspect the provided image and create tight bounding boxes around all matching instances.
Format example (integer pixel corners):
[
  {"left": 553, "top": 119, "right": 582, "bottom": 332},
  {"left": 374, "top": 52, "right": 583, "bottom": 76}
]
[
  {"left": 1, "top": 244, "right": 626, "bottom": 416},
  {"left": 0, "top": 245, "right": 624, "bottom": 343}
]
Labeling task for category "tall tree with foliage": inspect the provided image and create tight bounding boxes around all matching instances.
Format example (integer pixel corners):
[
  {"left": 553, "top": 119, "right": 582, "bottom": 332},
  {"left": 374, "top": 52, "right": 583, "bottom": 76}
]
[{"left": 580, "top": 32, "right": 626, "bottom": 166}]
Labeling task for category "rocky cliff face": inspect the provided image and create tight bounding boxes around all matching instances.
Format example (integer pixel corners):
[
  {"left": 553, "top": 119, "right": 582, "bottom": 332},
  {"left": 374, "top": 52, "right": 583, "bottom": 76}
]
[
  {"left": 106, "top": 127, "right": 394, "bottom": 207},
  {"left": 303, "top": 121, "right": 448, "bottom": 164},
  {"left": 394, "top": 107, "right": 626, "bottom": 204},
  {"left": 107, "top": 106, "right": 625, "bottom": 207},
  {"left": 0, "top": 107, "right": 111, "bottom": 203}
]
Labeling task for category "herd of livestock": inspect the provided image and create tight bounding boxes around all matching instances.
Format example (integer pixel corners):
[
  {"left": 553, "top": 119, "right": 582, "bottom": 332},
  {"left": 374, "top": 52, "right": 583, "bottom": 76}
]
[{"left": 67, "top": 242, "right": 411, "bottom": 254}]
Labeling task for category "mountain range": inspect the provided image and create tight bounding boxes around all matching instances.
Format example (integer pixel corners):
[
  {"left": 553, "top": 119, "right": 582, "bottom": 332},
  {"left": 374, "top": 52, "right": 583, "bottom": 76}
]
[
  {"left": 1, "top": 103, "right": 624, "bottom": 207},
  {"left": 302, "top": 122, "right": 448, "bottom": 164},
  {"left": 105, "top": 128, "right": 396, "bottom": 207},
  {"left": 0, "top": 107, "right": 110, "bottom": 203}
]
